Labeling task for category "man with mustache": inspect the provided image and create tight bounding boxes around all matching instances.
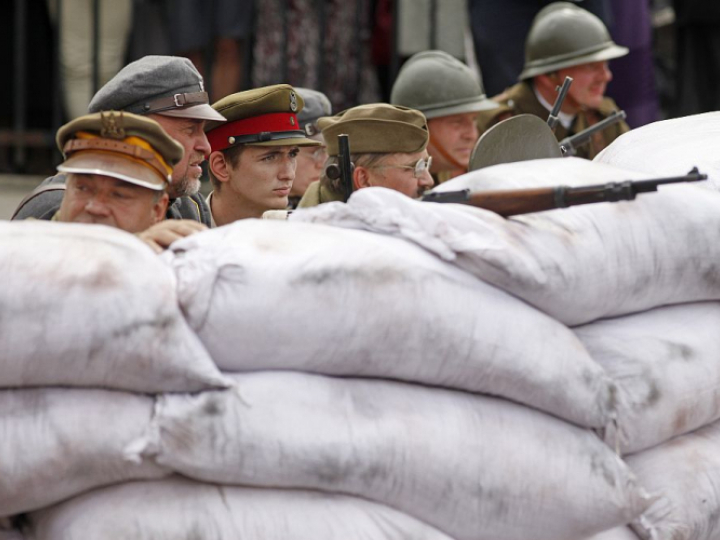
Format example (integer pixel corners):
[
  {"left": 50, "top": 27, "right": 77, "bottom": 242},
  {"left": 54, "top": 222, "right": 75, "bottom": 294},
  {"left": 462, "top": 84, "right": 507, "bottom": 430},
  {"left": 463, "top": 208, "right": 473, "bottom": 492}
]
[
  {"left": 476, "top": 2, "right": 630, "bottom": 160},
  {"left": 13, "top": 56, "right": 226, "bottom": 226}
]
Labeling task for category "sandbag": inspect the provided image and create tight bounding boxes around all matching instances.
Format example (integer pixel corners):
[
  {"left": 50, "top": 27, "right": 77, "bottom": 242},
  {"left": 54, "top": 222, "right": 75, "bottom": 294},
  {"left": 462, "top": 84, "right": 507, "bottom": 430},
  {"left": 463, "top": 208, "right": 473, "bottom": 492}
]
[
  {"left": 0, "top": 387, "right": 168, "bottom": 516},
  {"left": 595, "top": 112, "right": 720, "bottom": 191},
  {"left": 627, "top": 420, "right": 720, "bottom": 540},
  {"left": 130, "top": 371, "right": 650, "bottom": 540},
  {"left": 584, "top": 528, "right": 640, "bottom": 540},
  {"left": 0, "top": 220, "right": 229, "bottom": 392},
  {"left": 291, "top": 159, "right": 720, "bottom": 325},
  {"left": 24, "top": 477, "right": 453, "bottom": 540},
  {"left": 575, "top": 302, "right": 720, "bottom": 454},
  {"left": 165, "top": 218, "right": 615, "bottom": 428}
]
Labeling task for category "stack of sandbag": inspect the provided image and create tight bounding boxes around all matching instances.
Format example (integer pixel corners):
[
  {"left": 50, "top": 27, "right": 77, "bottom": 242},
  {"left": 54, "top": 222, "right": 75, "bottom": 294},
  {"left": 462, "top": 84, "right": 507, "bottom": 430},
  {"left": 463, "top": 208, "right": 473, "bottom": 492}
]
[
  {"left": 576, "top": 303, "right": 720, "bottom": 539},
  {"left": 143, "top": 218, "right": 652, "bottom": 540},
  {"left": 289, "top": 159, "right": 720, "bottom": 539},
  {"left": 594, "top": 112, "right": 720, "bottom": 191},
  {"left": 0, "top": 221, "right": 229, "bottom": 535}
]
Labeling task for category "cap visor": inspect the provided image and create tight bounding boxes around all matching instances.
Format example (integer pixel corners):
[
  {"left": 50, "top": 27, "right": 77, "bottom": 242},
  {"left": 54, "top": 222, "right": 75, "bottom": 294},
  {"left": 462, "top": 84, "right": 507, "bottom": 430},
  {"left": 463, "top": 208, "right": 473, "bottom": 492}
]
[
  {"left": 57, "top": 152, "right": 166, "bottom": 191},
  {"left": 158, "top": 103, "right": 227, "bottom": 122}
]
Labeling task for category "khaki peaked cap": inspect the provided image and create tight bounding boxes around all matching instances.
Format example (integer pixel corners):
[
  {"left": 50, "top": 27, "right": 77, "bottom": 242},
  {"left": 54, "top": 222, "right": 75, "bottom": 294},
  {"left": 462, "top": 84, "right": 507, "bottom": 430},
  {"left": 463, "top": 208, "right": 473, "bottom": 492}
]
[
  {"left": 56, "top": 111, "right": 184, "bottom": 190},
  {"left": 320, "top": 103, "right": 429, "bottom": 156},
  {"left": 206, "top": 84, "right": 321, "bottom": 150}
]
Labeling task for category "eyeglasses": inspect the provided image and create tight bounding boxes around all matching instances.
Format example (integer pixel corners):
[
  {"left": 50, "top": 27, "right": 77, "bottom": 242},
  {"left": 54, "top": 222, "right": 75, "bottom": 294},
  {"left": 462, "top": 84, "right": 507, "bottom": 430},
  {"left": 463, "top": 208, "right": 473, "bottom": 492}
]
[
  {"left": 371, "top": 156, "right": 433, "bottom": 178},
  {"left": 301, "top": 146, "right": 329, "bottom": 164}
]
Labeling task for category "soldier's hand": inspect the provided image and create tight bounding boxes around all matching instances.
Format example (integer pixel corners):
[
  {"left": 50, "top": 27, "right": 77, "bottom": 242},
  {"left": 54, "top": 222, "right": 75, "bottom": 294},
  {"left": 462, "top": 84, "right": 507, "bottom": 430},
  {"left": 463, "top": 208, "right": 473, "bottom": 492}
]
[{"left": 137, "top": 219, "right": 208, "bottom": 253}]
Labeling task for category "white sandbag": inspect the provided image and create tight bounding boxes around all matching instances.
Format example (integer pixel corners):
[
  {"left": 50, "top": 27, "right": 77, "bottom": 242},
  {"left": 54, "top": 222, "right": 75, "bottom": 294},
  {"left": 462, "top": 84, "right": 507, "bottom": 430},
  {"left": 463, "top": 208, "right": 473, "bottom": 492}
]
[
  {"left": 131, "top": 371, "right": 650, "bottom": 540},
  {"left": 626, "top": 420, "right": 720, "bottom": 540},
  {"left": 595, "top": 112, "right": 720, "bottom": 191},
  {"left": 584, "top": 528, "right": 640, "bottom": 540},
  {"left": 575, "top": 302, "right": 720, "bottom": 455},
  {"left": 291, "top": 159, "right": 720, "bottom": 325},
  {"left": 0, "top": 220, "right": 229, "bottom": 392},
  {"left": 24, "top": 477, "right": 453, "bottom": 540},
  {"left": 0, "top": 387, "right": 168, "bottom": 516},
  {"left": 165, "top": 219, "right": 615, "bottom": 429}
]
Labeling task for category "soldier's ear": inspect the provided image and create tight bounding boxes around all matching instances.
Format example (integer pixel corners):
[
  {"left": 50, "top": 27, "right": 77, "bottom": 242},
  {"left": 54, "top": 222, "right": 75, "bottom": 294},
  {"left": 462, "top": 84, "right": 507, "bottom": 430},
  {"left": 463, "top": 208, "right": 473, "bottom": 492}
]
[
  {"left": 353, "top": 165, "right": 372, "bottom": 190},
  {"left": 151, "top": 192, "right": 169, "bottom": 223},
  {"left": 208, "top": 151, "right": 231, "bottom": 184}
]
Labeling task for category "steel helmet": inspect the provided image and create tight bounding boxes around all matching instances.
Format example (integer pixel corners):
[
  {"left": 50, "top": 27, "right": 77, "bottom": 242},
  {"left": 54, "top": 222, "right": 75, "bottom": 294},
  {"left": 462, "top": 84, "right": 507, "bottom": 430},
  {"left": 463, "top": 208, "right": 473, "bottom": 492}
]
[
  {"left": 519, "top": 2, "right": 628, "bottom": 80},
  {"left": 391, "top": 50, "right": 498, "bottom": 119}
]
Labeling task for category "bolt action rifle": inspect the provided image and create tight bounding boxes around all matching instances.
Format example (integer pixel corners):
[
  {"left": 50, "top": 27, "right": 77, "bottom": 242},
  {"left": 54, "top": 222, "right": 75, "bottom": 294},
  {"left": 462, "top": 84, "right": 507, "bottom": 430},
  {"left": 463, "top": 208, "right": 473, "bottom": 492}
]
[
  {"left": 559, "top": 110, "right": 627, "bottom": 157},
  {"left": 420, "top": 167, "right": 707, "bottom": 217}
]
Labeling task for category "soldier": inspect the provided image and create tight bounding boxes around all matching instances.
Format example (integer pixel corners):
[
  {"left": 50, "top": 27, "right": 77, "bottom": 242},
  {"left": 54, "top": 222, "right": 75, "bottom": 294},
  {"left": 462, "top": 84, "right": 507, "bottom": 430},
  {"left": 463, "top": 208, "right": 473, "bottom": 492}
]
[
  {"left": 476, "top": 2, "right": 630, "bottom": 160},
  {"left": 12, "top": 56, "right": 226, "bottom": 225},
  {"left": 297, "top": 103, "right": 433, "bottom": 208},
  {"left": 205, "top": 85, "right": 322, "bottom": 225},
  {"left": 54, "top": 111, "right": 206, "bottom": 251},
  {"left": 390, "top": 50, "right": 498, "bottom": 184},
  {"left": 288, "top": 88, "right": 333, "bottom": 209}
]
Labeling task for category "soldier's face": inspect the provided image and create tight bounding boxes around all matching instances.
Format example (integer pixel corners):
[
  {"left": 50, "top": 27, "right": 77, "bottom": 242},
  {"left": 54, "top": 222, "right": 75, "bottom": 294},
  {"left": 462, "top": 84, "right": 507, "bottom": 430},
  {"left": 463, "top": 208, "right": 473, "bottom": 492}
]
[
  {"left": 223, "top": 145, "right": 299, "bottom": 218},
  {"left": 364, "top": 151, "right": 434, "bottom": 198},
  {"left": 59, "top": 174, "right": 168, "bottom": 233},
  {"left": 557, "top": 61, "right": 612, "bottom": 110},
  {"left": 427, "top": 113, "right": 480, "bottom": 170},
  {"left": 151, "top": 115, "right": 211, "bottom": 199},
  {"left": 290, "top": 144, "right": 328, "bottom": 198}
]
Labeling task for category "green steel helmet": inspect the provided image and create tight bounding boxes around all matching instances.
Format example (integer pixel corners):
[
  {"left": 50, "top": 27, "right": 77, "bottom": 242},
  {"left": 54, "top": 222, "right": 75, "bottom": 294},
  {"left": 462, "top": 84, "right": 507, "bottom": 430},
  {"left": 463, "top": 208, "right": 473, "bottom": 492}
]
[
  {"left": 519, "top": 2, "right": 628, "bottom": 80},
  {"left": 390, "top": 50, "right": 498, "bottom": 119}
]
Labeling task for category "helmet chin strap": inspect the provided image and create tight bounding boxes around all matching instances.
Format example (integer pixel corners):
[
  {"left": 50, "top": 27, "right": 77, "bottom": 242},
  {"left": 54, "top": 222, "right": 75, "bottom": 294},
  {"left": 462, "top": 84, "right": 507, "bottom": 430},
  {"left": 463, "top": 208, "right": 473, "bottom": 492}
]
[{"left": 430, "top": 132, "right": 467, "bottom": 172}]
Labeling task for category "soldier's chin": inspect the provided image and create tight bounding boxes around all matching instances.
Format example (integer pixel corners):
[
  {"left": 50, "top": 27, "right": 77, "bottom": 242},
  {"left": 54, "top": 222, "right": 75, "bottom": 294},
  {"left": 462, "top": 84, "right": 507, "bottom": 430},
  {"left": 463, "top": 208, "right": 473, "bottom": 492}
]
[{"left": 169, "top": 175, "right": 201, "bottom": 198}]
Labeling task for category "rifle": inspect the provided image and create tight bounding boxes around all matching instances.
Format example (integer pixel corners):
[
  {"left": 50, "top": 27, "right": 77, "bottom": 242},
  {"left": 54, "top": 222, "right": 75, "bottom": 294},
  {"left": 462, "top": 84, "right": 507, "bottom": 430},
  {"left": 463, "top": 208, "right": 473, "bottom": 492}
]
[
  {"left": 547, "top": 76, "right": 573, "bottom": 132},
  {"left": 420, "top": 167, "right": 707, "bottom": 217},
  {"left": 325, "top": 133, "right": 355, "bottom": 202},
  {"left": 559, "top": 110, "right": 627, "bottom": 156}
]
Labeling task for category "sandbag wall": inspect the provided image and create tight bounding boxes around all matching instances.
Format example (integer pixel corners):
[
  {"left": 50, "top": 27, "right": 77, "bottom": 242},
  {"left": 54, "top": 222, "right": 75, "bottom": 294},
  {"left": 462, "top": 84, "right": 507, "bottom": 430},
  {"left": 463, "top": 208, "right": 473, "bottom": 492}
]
[
  {"left": 292, "top": 157, "right": 720, "bottom": 540},
  {"left": 3, "top": 155, "right": 720, "bottom": 539}
]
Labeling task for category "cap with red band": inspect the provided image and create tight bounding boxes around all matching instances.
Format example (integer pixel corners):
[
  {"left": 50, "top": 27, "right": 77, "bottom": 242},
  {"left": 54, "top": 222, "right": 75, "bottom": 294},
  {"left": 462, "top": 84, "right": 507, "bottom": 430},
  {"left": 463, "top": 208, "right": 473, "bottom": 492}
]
[{"left": 206, "top": 84, "right": 322, "bottom": 150}]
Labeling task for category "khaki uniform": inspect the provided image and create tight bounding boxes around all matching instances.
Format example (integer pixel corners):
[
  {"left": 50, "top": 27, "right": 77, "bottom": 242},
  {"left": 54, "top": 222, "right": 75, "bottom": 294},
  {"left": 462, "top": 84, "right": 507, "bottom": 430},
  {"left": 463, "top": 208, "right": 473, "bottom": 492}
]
[
  {"left": 477, "top": 81, "right": 630, "bottom": 160},
  {"left": 296, "top": 181, "right": 345, "bottom": 209}
]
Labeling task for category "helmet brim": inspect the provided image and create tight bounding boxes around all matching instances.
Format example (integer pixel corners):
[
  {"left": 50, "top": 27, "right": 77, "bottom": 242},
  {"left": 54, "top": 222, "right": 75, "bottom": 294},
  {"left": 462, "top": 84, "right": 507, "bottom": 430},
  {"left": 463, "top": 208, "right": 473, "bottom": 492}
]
[
  {"left": 423, "top": 96, "right": 500, "bottom": 119},
  {"left": 519, "top": 44, "right": 629, "bottom": 80}
]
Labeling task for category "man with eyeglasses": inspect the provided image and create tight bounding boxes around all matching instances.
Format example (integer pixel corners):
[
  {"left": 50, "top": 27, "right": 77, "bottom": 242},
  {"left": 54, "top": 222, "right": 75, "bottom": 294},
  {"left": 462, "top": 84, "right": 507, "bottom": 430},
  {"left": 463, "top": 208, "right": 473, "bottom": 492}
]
[
  {"left": 288, "top": 88, "right": 333, "bottom": 209},
  {"left": 476, "top": 2, "right": 630, "bottom": 160},
  {"left": 204, "top": 84, "right": 323, "bottom": 225},
  {"left": 297, "top": 103, "right": 434, "bottom": 208}
]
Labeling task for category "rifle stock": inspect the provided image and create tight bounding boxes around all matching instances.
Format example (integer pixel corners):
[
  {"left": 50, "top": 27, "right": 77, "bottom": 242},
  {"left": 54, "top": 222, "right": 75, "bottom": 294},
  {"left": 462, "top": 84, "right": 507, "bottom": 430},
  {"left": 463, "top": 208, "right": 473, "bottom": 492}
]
[{"left": 421, "top": 168, "right": 707, "bottom": 217}]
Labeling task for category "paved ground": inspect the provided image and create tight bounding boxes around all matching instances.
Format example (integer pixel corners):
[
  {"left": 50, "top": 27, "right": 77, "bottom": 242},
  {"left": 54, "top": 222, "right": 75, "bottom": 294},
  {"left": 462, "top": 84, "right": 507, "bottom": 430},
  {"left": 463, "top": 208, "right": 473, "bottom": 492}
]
[{"left": 0, "top": 175, "right": 43, "bottom": 220}]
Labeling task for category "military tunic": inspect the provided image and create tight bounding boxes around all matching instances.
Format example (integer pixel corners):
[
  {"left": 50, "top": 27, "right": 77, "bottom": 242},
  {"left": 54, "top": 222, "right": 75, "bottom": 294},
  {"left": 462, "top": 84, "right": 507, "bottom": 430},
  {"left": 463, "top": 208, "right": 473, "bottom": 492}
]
[
  {"left": 11, "top": 173, "right": 213, "bottom": 226},
  {"left": 476, "top": 81, "right": 630, "bottom": 160},
  {"left": 296, "top": 180, "right": 345, "bottom": 209}
]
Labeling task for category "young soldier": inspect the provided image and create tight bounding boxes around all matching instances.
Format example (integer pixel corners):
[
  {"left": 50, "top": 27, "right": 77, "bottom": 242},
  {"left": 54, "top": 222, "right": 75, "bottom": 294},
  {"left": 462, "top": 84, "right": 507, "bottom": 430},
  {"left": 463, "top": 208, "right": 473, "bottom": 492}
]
[{"left": 204, "top": 84, "right": 321, "bottom": 225}]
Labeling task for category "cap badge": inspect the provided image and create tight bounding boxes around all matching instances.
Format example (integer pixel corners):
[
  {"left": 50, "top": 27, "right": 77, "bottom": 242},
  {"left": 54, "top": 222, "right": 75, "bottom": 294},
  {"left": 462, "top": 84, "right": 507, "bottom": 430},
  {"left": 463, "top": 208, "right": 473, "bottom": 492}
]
[
  {"left": 290, "top": 116, "right": 295, "bottom": 126},
  {"left": 100, "top": 111, "right": 126, "bottom": 140},
  {"left": 228, "top": 136, "right": 236, "bottom": 145},
  {"left": 289, "top": 92, "right": 298, "bottom": 112}
]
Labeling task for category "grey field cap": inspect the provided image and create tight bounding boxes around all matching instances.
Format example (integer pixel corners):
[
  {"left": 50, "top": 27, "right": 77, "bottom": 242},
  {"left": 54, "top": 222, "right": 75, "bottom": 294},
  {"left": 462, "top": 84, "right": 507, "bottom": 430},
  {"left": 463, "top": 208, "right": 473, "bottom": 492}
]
[
  {"left": 88, "top": 55, "right": 226, "bottom": 122},
  {"left": 295, "top": 88, "right": 332, "bottom": 138},
  {"left": 390, "top": 50, "right": 498, "bottom": 119}
]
